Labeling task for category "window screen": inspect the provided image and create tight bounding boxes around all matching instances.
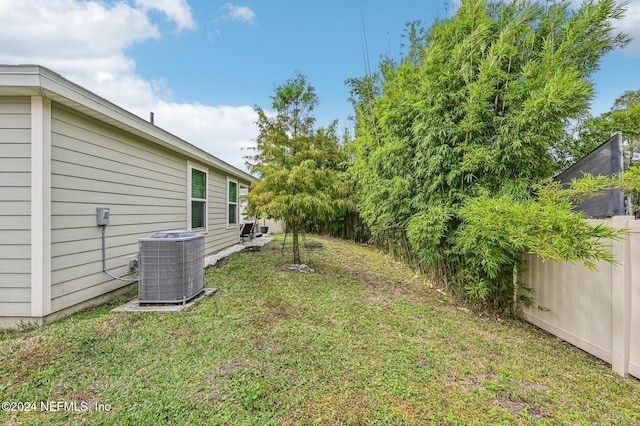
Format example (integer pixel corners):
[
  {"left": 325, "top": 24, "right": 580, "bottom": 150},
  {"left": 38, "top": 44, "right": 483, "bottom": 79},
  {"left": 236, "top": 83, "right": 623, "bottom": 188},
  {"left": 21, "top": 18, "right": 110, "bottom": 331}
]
[
  {"left": 228, "top": 180, "right": 237, "bottom": 225},
  {"left": 191, "top": 168, "right": 207, "bottom": 229}
]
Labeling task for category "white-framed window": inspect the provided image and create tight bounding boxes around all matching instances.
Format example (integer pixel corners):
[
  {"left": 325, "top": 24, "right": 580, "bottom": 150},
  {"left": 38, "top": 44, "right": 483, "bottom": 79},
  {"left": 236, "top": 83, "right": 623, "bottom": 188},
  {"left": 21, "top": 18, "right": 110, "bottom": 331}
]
[
  {"left": 189, "top": 164, "right": 208, "bottom": 231},
  {"left": 227, "top": 178, "right": 238, "bottom": 227}
]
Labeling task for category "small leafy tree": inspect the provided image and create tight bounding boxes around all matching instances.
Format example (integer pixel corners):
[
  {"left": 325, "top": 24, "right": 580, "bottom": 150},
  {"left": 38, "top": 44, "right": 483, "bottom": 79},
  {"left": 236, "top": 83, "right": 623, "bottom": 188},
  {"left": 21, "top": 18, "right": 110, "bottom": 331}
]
[
  {"left": 246, "top": 72, "right": 349, "bottom": 264},
  {"left": 558, "top": 90, "right": 640, "bottom": 161},
  {"left": 561, "top": 89, "right": 640, "bottom": 210}
]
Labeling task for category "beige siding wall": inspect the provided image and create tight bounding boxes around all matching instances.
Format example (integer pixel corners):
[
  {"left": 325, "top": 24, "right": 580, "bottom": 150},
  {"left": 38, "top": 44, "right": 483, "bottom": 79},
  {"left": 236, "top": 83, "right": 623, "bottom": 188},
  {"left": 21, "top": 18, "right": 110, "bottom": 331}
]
[
  {"left": 49, "top": 105, "right": 243, "bottom": 312},
  {"left": 50, "top": 105, "right": 188, "bottom": 312},
  {"left": 206, "top": 171, "right": 241, "bottom": 253},
  {"left": 0, "top": 97, "right": 31, "bottom": 316}
]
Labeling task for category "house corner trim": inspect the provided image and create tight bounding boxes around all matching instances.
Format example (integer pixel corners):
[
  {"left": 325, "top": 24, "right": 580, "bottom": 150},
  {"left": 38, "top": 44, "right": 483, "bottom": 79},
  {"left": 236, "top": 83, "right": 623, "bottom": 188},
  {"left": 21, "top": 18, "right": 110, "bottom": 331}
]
[{"left": 30, "top": 96, "right": 52, "bottom": 317}]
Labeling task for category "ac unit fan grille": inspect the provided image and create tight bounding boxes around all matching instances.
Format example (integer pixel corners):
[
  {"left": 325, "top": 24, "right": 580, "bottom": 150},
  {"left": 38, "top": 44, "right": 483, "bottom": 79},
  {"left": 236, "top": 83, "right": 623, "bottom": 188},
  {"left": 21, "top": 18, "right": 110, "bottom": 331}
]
[{"left": 138, "top": 231, "right": 205, "bottom": 304}]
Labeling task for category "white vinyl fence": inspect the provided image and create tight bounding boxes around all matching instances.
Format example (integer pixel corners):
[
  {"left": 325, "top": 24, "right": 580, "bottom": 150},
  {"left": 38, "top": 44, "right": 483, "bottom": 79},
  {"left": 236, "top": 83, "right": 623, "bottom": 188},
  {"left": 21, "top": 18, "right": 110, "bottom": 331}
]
[
  {"left": 260, "top": 219, "right": 284, "bottom": 234},
  {"left": 520, "top": 216, "right": 640, "bottom": 378}
]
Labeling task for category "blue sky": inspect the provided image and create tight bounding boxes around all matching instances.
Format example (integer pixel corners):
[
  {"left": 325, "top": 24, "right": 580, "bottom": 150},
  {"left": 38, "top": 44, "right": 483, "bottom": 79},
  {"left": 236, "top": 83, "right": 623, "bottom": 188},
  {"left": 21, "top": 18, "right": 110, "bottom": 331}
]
[
  {"left": 0, "top": 0, "right": 639, "bottom": 172},
  {"left": 125, "top": 1, "right": 450, "bottom": 128}
]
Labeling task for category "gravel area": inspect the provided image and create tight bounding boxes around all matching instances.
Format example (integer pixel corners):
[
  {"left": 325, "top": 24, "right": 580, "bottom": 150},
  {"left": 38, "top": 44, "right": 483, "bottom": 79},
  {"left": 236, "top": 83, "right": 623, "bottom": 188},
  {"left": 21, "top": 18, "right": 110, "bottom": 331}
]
[{"left": 204, "top": 236, "right": 273, "bottom": 268}]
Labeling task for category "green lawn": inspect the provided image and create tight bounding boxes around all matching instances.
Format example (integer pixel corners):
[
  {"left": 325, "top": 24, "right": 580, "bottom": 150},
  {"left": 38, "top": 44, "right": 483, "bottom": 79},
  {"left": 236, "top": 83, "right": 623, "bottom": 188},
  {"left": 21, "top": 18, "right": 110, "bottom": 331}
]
[{"left": 1, "top": 235, "right": 639, "bottom": 425}]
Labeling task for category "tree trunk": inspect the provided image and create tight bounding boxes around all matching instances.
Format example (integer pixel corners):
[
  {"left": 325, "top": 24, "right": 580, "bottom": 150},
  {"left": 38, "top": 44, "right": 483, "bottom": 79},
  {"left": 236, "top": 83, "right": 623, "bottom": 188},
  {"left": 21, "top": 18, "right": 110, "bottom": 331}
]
[{"left": 292, "top": 224, "right": 301, "bottom": 264}]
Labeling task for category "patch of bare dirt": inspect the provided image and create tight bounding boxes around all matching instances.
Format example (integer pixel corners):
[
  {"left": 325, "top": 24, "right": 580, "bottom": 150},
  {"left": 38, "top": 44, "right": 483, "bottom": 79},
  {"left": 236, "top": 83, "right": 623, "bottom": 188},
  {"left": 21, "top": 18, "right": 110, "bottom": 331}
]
[
  {"left": 213, "top": 257, "right": 228, "bottom": 268},
  {"left": 304, "top": 241, "right": 324, "bottom": 250},
  {"left": 242, "top": 246, "right": 262, "bottom": 253}
]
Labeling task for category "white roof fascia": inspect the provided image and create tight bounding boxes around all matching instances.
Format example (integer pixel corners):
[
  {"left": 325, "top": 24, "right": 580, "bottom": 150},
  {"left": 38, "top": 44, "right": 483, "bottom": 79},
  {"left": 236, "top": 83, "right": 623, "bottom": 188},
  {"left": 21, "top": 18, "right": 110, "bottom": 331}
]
[{"left": 0, "top": 65, "right": 255, "bottom": 184}]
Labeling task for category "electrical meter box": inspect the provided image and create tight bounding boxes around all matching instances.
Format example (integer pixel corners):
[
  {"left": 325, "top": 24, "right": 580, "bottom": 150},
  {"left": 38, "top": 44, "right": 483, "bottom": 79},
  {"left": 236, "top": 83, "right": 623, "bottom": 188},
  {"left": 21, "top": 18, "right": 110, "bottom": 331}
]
[{"left": 96, "top": 207, "right": 110, "bottom": 225}]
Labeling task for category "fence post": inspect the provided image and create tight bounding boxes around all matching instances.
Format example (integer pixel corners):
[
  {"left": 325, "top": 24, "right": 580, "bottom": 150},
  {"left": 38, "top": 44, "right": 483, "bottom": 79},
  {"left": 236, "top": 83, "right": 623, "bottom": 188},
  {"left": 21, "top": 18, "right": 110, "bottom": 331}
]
[{"left": 611, "top": 216, "right": 630, "bottom": 377}]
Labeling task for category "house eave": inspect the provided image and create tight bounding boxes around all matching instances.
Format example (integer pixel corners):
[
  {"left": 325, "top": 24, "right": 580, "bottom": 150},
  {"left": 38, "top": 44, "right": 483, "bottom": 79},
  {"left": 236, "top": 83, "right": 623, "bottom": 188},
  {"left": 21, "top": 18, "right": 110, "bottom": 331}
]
[{"left": 0, "top": 64, "right": 255, "bottom": 184}]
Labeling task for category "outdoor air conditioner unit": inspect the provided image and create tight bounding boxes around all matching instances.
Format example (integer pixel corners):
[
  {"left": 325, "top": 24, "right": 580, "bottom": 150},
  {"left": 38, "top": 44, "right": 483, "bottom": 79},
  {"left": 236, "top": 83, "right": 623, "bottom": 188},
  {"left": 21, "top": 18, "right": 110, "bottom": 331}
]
[{"left": 138, "top": 230, "right": 205, "bottom": 304}]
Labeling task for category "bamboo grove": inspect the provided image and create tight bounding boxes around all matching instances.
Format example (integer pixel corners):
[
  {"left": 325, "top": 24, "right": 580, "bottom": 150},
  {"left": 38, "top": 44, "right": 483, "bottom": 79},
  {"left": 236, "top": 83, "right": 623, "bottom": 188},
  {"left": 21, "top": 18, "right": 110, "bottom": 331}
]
[{"left": 347, "top": 0, "right": 632, "bottom": 313}]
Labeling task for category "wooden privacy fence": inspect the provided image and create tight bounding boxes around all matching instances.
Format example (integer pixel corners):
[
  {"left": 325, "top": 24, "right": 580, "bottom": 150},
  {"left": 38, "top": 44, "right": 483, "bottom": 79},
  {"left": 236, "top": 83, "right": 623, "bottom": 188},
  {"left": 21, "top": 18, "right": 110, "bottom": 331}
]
[{"left": 520, "top": 216, "right": 640, "bottom": 378}]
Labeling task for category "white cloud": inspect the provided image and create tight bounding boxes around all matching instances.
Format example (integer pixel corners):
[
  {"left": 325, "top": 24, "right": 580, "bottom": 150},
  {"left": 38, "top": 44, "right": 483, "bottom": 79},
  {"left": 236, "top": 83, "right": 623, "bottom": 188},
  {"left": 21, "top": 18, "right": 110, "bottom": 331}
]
[
  {"left": 0, "top": 0, "right": 257, "bottom": 172},
  {"left": 219, "top": 3, "right": 257, "bottom": 24},
  {"left": 452, "top": 1, "right": 640, "bottom": 56},
  {"left": 144, "top": 103, "right": 258, "bottom": 171},
  {"left": 0, "top": 1, "right": 159, "bottom": 57},
  {"left": 567, "top": 0, "right": 640, "bottom": 56},
  {"left": 450, "top": 0, "right": 462, "bottom": 15},
  {"left": 616, "top": 0, "right": 640, "bottom": 55},
  {"left": 0, "top": 0, "right": 158, "bottom": 91},
  {"left": 134, "top": 0, "right": 197, "bottom": 31}
]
